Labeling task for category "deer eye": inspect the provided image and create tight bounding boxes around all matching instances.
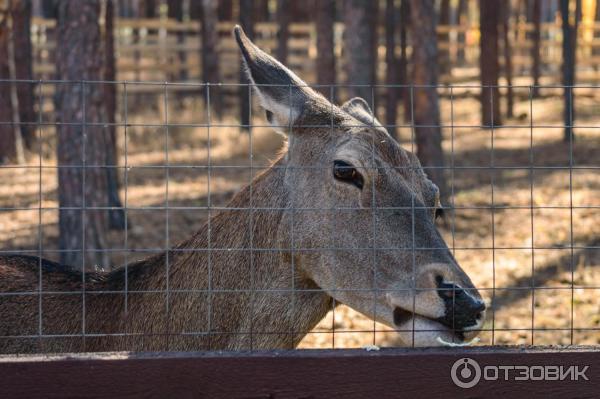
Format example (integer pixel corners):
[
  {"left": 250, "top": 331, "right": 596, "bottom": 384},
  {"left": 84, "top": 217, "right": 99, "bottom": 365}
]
[
  {"left": 435, "top": 207, "right": 444, "bottom": 220},
  {"left": 333, "top": 160, "right": 364, "bottom": 189}
]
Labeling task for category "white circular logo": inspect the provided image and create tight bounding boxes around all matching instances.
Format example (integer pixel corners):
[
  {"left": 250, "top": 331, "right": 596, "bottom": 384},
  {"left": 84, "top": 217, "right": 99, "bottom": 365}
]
[{"left": 451, "top": 358, "right": 482, "bottom": 389}]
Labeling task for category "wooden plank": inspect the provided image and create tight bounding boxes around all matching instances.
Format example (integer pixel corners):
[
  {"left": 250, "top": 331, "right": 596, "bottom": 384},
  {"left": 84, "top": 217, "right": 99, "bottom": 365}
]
[
  {"left": 116, "top": 18, "right": 199, "bottom": 31},
  {"left": 0, "top": 347, "right": 598, "bottom": 399}
]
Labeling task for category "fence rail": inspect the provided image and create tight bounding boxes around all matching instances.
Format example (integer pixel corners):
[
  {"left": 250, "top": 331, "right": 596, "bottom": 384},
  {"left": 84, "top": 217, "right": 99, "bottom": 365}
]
[{"left": 1, "top": 347, "right": 599, "bottom": 398}]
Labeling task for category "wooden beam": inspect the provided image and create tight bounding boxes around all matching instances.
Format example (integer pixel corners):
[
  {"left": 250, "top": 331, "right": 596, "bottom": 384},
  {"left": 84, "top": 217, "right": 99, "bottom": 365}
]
[{"left": 1, "top": 346, "right": 599, "bottom": 398}]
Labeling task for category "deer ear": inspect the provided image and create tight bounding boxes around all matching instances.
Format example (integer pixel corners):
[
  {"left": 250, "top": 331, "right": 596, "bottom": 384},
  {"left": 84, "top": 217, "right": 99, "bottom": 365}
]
[
  {"left": 234, "top": 25, "right": 318, "bottom": 130},
  {"left": 341, "top": 97, "right": 383, "bottom": 128}
]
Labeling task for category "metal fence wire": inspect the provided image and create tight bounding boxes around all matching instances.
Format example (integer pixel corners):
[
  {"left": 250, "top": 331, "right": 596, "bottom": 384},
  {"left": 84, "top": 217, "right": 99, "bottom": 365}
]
[{"left": 0, "top": 80, "right": 599, "bottom": 353}]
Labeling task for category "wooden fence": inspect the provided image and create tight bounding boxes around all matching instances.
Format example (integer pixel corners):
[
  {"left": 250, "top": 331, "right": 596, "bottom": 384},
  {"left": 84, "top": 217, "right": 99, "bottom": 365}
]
[{"left": 1, "top": 346, "right": 599, "bottom": 398}]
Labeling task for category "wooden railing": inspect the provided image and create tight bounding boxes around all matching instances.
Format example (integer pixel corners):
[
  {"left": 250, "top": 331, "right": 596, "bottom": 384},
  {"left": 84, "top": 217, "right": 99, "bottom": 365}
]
[{"left": 1, "top": 347, "right": 599, "bottom": 398}]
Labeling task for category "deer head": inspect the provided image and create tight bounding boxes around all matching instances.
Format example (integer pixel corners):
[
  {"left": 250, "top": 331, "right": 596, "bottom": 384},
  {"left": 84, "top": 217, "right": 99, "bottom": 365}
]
[{"left": 235, "top": 26, "right": 485, "bottom": 346}]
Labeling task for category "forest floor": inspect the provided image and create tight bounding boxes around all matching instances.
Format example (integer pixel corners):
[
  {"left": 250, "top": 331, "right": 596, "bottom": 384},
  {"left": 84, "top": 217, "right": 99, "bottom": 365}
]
[{"left": 0, "top": 91, "right": 598, "bottom": 348}]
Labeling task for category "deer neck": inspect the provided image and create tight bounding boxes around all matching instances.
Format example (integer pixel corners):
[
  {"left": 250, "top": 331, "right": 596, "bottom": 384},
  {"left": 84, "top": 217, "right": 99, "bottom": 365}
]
[{"left": 117, "top": 158, "right": 332, "bottom": 350}]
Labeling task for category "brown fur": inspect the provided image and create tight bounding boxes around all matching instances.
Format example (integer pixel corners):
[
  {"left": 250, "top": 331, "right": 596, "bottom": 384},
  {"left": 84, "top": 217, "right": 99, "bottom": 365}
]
[{"left": 0, "top": 162, "right": 333, "bottom": 353}]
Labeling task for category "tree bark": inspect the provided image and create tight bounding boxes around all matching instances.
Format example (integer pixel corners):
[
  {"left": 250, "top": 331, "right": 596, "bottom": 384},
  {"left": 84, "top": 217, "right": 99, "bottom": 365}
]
[
  {"left": 315, "top": 0, "right": 336, "bottom": 101},
  {"left": 190, "top": 1, "right": 202, "bottom": 20},
  {"left": 343, "top": 0, "right": 377, "bottom": 105},
  {"left": 168, "top": 0, "right": 186, "bottom": 81},
  {"left": 56, "top": 0, "right": 110, "bottom": 270},
  {"left": 143, "top": 0, "right": 156, "bottom": 18},
  {"left": 479, "top": 0, "right": 502, "bottom": 127},
  {"left": 438, "top": 0, "right": 451, "bottom": 76},
  {"left": 501, "top": 0, "right": 514, "bottom": 119},
  {"left": 217, "top": 0, "right": 233, "bottom": 21},
  {"left": 400, "top": 0, "right": 410, "bottom": 122},
  {"left": 118, "top": 0, "right": 135, "bottom": 17},
  {"left": 239, "top": 0, "right": 254, "bottom": 131},
  {"left": 104, "top": 0, "right": 125, "bottom": 231},
  {"left": 289, "top": 2, "right": 311, "bottom": 22},
  {"left": 254, "top": 0, "right": 270, "bottom": 22},
  {"left": 143, "top": 0, "right": 156, "bottom": 33},
  {"left": 594, "top": 0, "right": 600, "bottom": 58},
  {"left": 276, "top": 0, "right": 289, "bottom": 64},
  {"left": 456, "top": 0, "right": 467, "bottom": 64},
  {"left": 0, "top": 6, "right": 16, "bottom": 163},
  {"left": 410, "top": 0, "right": 448, "bottom": 204},
  {"left": 201, "top": 0, "right": 221, "bottom": 117},
  {"left": 11, "top": 0, "right": 35, "bottom": 150},
  {"left": 167, "top": 0, "right": 182, "bottom": 20},
  {"left": 385, "top": 0, "right": 399, "bottom": 140},
  {"left": 41, "top": 0, "right": 57, "bottom": 18},
  {"left": 42, "top": 0, "right": 58, "bottom": 80},
  {"left": 559, "top": 0, "right": 580, "bottom": 142},
  {"left": 132, "top": 0, "right": 156, "bottom": 83},
  {"left": 531, "top": 0, "right": 541, "bottom": 97}
]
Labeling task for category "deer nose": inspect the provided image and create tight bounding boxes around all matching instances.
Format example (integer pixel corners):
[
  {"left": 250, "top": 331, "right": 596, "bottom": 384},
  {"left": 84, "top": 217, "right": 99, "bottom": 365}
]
[{"left": 435, "top": 277, "right": 486, "bottom": 331}]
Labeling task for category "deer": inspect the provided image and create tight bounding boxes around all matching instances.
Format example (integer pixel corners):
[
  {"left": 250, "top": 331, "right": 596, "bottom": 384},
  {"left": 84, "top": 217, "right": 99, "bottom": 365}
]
[{"left": 0, "top": 27, "right": 486, "bottom": 354}]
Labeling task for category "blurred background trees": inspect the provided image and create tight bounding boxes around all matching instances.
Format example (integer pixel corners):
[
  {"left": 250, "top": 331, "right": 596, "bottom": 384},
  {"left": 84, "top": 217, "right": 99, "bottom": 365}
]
[
  {"left": 316, "top": 0, "right": 336, "bottom": 101},
  {"left": 560, "top": 0, "right": 582, "bottom": 141},
  {"left": 479, "top": 0, "right": 502, "bottom": 127},
  {"left": 409, "top": 0, "right": 448, "bottom": 203},
  {"left": 343, "top": 0, "right": 377, "bottom": 105},
  {"left": 0, "top": 0, "right": 594, "bottom": 268}
]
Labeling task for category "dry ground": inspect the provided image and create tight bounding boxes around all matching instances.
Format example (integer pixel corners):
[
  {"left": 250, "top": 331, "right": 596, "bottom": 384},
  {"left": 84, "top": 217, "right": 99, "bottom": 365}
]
[{"left": 0, "top": 90, "right": 598, "bottom": 348}]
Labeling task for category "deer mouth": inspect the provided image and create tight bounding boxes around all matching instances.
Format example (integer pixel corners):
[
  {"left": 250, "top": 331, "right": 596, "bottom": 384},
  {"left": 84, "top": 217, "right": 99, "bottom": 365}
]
[{"left": 393, "top": 307, "right": 466, "bottom": 342}]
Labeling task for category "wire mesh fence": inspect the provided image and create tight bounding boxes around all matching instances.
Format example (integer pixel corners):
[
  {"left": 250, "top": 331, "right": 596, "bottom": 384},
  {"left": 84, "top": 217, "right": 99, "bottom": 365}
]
[{"left": 0, "top": 79, "right": 599, "bottom": 353}]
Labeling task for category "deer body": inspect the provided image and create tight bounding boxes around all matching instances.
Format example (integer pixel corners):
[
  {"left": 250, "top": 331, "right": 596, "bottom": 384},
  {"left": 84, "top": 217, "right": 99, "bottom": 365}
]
[
  {"left": 0, "top": 161, "right": 332, "bottom": 353},
  {"left": 0, "top": 27, "right": 485, "bottom": 354}
]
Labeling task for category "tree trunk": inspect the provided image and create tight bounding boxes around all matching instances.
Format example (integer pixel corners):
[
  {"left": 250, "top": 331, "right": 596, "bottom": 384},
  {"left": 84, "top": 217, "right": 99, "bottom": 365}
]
[
  {"left": 104, "top": 0, "right": 125, "bottom": 231},
  {"left": 410, "top": 0, "right": 448, "bottom": 204},
  {"left": 315, "top": 0, "right": 336, "bottom": 101},
  {"left": 438, "top": 0, "right": 451, "bottom": 76},
  {"left": 594, "top": 0, "right": 600, "bottom": 59},
  {"left": 41, "top": 0, "right": 57, "bottom": 18},
  {"left": 400, "top": 0, "right": 410, "bottom": 122},
  {"left": 56, "top": 0, "right": 110, "bottom": 270},
  {"left": 0, "top": 7, "right": 16, "bottom": 163},
  {"left": 143, "top": 0, "right": 156, "bottom": 33},
  {"left": 11, "top": 0, "right": 35, "bottom": 150},
  {"left": 456, "top": 0, "right": 467, "bottom": 64},
  {"left": 239, "top": 0, "right": 254, "bottom": 131},
  {"left": 385, "top": 0, "right": 399, "bottom": 140},
  {"left": 254, "top": 0, "right": 270, "bottom": 22},
  {"left": 167, "top": 0, "right": 182, "bottom": 20},
  {"left": 343, "top": 0, "right": 377, "bottom": 105},
  {"left": 41, "top": 0, "right": 57, "bottom": 79},
  {"left": 190, "top": 1, "right": 202, "bottom": 20},
  {"left": 559, "top": 0, "right": 580, "bottom": 142},
  {"left": 289, "top": 2, "right": 311, "bottom": 22},
  {"left": 143, "top": 0, "right": 156, "bottom": 18},
  {"left": 217, "top": 0, "right": 233, "bottom": 21},
  {"left": 479, "top": 0, "right": 502, "bottom": 127},
  {"left": 201, "top": 0, "right": 221, "bottom": 117},
  {"left": 276, "top": 0, "right": 289, "bottom": 64},
  {"left": 168, "top": 0, "right": 186, "bottom": 81},
  {"left": 133, "top": 0, "right": 156, "bottom": 83},
  {"left": 501, "top": 1, "right": 514, "bottom": 119},
  {"left": 118, "top": 0, "right": 135, "bottom": 17},
  {"left": 531, "top": 0, "right": 541, "bottom": 97}
]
